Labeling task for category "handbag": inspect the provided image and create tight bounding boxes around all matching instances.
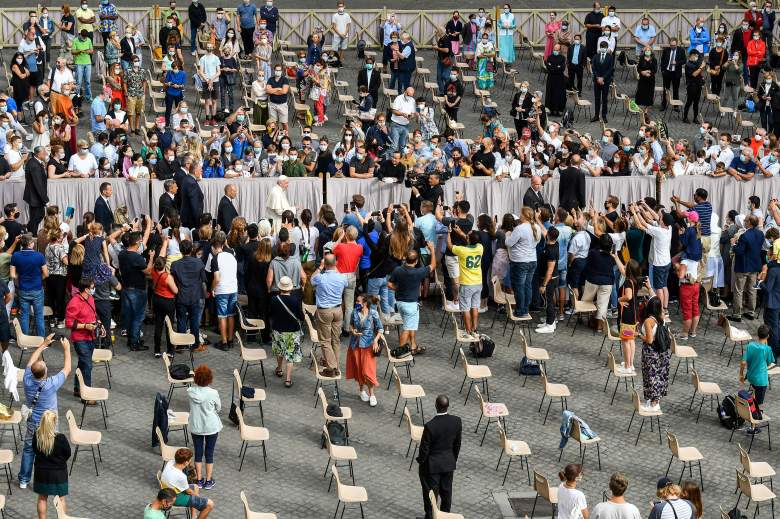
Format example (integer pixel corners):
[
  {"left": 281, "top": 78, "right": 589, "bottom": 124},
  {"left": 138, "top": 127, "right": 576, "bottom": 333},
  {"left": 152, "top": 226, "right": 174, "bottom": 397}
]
[
  {"left": 21, "top": 382, "right": 45, "bottom": 421},
  {"left": 391, "top": 344, "right": 411, "bottom": 359},
  {"left": 441, "top": 55, "right": 453, "bottom": 67}
]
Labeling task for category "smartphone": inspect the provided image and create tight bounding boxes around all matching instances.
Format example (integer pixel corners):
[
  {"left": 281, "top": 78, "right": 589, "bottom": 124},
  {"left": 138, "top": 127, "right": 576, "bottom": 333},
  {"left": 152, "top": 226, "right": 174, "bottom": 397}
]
[
  {"left": 393, "top": 204, "right": 401, "bottom": 210},
  {"left": 370, "top": 211, "right": 381, "bottom": 217},
  {"left": 64, "top": 206, "right": 74, "bottom": 219},
  {"left": 443, "top": 205, "right": 450, "bottom": 211},
  {"left": 349, "top": 201, "right": 356, "bottom": 211},
  {"left": 343, "top": 203, "right": 349, "bottom": 213}
]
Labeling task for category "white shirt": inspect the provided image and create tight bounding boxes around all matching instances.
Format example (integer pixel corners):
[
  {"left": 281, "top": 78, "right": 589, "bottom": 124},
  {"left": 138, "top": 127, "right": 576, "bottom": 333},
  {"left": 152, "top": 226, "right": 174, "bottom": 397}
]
[
  {"left": 391, "top": 94, "right": 416, "bottom": 126},
  {"left": 51, "top": 67, "right": 75, "bottom": 93},
  {"left": 707, "top": 144, "right": 734, "bottom": 170},
  {"left": 671, "top": 160, "right": 695, "bottom": 176},
  {"left": 557, "top": 484, "right": 588, "bottom": 519},
  {"left": 160, "top": 461, "right": 189, "bottom": 493},
  {"left": 569, "top": 230, "right": 591, "bottom": 258},
  {"left": 5, "top": 149, "right": 24, "bottom": 181},
  {"left": 761, "top": 156, "right": 780, "bottom": 176},
  {"left": 645, "top": 223, "right": 672, "bottom": 266},
  {"left": 67, "top": 153, "right": 98, "bottom": 177},
  {"left": 596, "top": 35, "right": 616, "bottom": 53},
  {"left": 499, "top": 158, "right": 523, "bottom": 179},
  {"left": 331, "top": 12, "right": 351, "bottom": 35},
  {"left": 206, "top": 250, "right": 238, "bottom": 295},
  {"left": 127, "top": 165, "right": 149, "bottom": 180},
  {"left": 541, "top": 131, "right": 562, "bottom": 150},
  {"left": 505, "top": 222, "right": 541, "bottom": 263},
  {"left": 584, "top": 154, "right": 604, "bottom": 175},
  {"left": 609, "top": 231, "right": 626, "bottom": 252},
  {"left": 601, "top": 14, "right": 622, "bottom": 30},
  {"left": 591, "top": 500, "right": 641, "bottom": 519}
]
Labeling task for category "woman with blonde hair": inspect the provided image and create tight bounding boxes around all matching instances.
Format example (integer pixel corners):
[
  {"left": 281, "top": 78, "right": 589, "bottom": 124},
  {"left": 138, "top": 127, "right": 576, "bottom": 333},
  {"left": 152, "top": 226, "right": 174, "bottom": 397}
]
[
  {"left": 650, "top": 478, "right": 695, "bottom": 518},
  {"left": 73, "top": 222, "right": 112, "bottom": 285},
  {"left": 32, "top": 410, "right": 71, "bottom": 519}
]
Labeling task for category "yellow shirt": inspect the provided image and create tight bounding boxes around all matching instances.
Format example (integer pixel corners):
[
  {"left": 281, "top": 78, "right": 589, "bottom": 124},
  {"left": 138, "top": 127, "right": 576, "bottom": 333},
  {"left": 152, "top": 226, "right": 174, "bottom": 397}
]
[
  {"left": 75, "top": 8, "right": 95, "bottom": 32},
  {"left": 452, "top": 244, "right": 484, "bottom": 286}
]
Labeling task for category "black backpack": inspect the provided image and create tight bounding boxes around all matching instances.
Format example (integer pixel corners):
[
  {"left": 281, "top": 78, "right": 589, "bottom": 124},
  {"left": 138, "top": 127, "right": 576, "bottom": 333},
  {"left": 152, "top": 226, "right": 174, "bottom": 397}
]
[
  {"left": 356, "top": 38, "right": 366, "bottom": 59},
  {"left": 652, "top": 320, "right": 671, "bottom": 353},
  {"left": 518, "top": 356, "right": 542, "bottom": 376},
  {"left": 169, "top": 364, "right": 191, "bottom": 380},
  {"left": 321, "top": 421, "right": 347, "bottom": 448},
  {"left": 708, "top": 289, "right": 722, "bottom": 308},
  {"left": 470, "top": 334, "right": 495, "bottom": 358},
  {"left": 718, "top": 395, "right": 745, "bottom": 429}
]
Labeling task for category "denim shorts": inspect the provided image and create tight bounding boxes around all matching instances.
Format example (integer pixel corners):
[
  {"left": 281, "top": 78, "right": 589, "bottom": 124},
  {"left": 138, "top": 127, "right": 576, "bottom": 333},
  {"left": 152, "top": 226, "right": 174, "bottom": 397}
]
[
  {"left": 396, "top": 301, "right": 419, "bottom": 331},
  {"left": 557, "top": 269, "right": 567, "bottom": 288},
  {"left": 174, "top": 487, "right": 209, "bottom": 510},
  {"left": 215, "top": 293, "right": 237, "bottom": 318},
  {"left": 459, "top": 284, "right": 482, "bottom": 311},
  {"left": 651, "top": 263, "right": 671, "bottom": 290}
]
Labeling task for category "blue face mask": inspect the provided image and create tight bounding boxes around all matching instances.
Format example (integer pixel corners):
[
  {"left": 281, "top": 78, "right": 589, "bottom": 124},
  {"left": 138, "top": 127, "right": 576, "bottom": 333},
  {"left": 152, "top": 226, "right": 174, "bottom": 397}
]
[
  {"left": 741, "top": 154, "right": 750, "bottom": 163},
  {"left": 770, "top": 155, "right": 777, "bottom": 164},
  {"left": 552, "top": 50, "right": 559, "bottom": 56},
  {"left": 622, "top": 145, "right": 632, "bottom": 152},
  {"left": 354, "top": 303, "right": 363, "bottom": 311}
]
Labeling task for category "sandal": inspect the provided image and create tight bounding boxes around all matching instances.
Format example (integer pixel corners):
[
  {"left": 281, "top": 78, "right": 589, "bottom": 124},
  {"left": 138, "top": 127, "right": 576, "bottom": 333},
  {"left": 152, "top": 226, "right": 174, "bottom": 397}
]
[
  {"left": 284, "top": 379, "right": 293, "bottom": 388},
  {"left": 275, "top": 368, "right": 283, "bottom": 377}
]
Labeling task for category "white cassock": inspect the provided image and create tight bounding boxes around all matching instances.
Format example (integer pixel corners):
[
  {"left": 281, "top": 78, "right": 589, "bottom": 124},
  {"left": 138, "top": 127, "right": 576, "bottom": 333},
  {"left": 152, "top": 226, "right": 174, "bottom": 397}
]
[{"left": 265, "top": 184, "right": 295, "bottom": 233}]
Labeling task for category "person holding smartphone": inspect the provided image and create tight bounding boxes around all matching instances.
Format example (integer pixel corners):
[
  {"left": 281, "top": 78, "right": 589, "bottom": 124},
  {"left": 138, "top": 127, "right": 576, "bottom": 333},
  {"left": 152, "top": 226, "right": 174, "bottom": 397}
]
[{"left": 64, "top": 278, "right": 100, "bottom": 403}]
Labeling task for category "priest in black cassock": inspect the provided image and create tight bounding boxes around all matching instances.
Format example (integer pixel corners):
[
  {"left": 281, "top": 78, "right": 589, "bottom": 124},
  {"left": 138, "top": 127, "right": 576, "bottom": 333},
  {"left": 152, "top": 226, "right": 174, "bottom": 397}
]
[{"left": 544, "top": 43, "right": 567, "bottom": 116}]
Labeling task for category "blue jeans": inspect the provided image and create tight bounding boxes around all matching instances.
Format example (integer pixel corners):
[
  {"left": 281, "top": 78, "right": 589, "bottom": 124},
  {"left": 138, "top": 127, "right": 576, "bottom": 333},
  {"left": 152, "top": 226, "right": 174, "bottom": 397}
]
[
  {"left": 120, "top": 59, "right": 132, "bottom": 75},
  {"left": 122, "top": 288, "right": 146, "bottom": 346},
  {"left": 19, "top": 418, "right": 36, "bottom": 484},
  {"left": 190, "top": 24, "right": 198, "bottom": 53},
  {"left": 436, "top": 61, "right": 452, "bottom": 95},
  {"left": 367, "top": 276, "right": 395, "bottom": 315},
  {"left": 610, "top": 265, "right": 620, "bottom": 309},
  {"left": 74, "top": 340, "right": 95, "bottom": 391},
  {"left": 176, "top": 300, "right": 204, "bottom": 344},
  {"left": 19, "top": 289, "right": 44, "bottom": 336},
  {"left": 75, "top": 63, "right": 92, "bottom": 101},
  {"left": 509, "top": 261, "right": 536, "bottom": 316},
  {"left": 389, "top": 121, "right": 409, "bottom": 153}
]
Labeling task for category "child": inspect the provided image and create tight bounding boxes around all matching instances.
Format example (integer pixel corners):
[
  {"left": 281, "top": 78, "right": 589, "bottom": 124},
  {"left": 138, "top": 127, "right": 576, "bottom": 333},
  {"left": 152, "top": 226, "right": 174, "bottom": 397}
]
[{"left": 676, "top": 210, "right": 702, "bottom": 284}]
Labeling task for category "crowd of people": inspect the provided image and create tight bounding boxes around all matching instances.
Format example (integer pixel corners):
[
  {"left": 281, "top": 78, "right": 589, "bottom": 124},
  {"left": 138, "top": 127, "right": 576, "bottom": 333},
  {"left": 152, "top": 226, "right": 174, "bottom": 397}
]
[{"left": 0, "top": 1, "right": 779, "bottom": 518}]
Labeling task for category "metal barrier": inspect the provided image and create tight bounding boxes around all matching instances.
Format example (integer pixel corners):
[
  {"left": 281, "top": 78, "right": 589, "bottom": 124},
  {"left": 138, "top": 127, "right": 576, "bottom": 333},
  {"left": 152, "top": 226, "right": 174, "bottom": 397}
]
[{"left": 0, "top": 6, "right": 769, "bottom": 51}]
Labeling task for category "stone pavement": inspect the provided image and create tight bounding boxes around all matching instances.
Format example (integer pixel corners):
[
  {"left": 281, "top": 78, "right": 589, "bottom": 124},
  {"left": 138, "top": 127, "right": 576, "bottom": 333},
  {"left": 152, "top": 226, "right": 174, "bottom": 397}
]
[{"left": 0, "top": 295, "right": 775, "bottom": 518}]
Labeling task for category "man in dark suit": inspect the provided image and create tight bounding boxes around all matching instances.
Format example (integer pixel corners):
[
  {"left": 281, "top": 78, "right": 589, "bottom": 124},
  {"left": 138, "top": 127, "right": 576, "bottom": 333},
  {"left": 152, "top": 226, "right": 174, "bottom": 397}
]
[
  {"left": 522, "top": 175, "right": 545, "bottom": 209},
  {"left": 156, "top": 148, "right": 180, "bottom": 181},
  {"left": 660, "top": 38, "right": 687, "bottom": 111},
  {"left": 157, "top": 179, "right": 178, "bottom": 220},
  {"left": 590, "top": 40, "right": 614, "bottom": 123},
  {"left": 217, "top": 184, "right": 239, "bottom": 232},
  {"left": 173, "top": 155, "right": 194, "bottom": 211},
  {"left": 567, "top": 35, "right": 587, "bottom": 95},
  {"left": 417, "top": 395, "right": 462, "bottom": 519},
  {"left": 94, "top": 181, "right": 114, "bottom": 231},
  {"left": 22, "top": 146, "right": 48, "bottom": 233},
  {"left": 179, "top": 162, "right": 204, "bottom": 229},
  {"left": 357, "top": 56, "right": 381, "bottom": 108},
  {"left": 559, "top": 154, "right": 587, "bottom": 211}
]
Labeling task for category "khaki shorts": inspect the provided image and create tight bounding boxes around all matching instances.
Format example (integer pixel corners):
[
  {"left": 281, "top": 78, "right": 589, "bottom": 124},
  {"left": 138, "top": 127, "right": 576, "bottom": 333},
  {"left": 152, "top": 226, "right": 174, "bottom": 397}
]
[
  {"left": 268, "top": 102, "right": 289, "bottom": 124},
  {"left": 126, "top": 95, "right": 144, "bottom": 115}
]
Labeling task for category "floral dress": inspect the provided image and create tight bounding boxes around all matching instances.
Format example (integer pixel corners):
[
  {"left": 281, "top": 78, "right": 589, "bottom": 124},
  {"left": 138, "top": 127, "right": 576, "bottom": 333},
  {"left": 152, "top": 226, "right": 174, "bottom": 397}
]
[
  {"left": 476, "top": 41, "right": 495, "bottom": 90},
  {"left": 269, "top": 292, "right": 304, "bottom": 364},
  {"left": 641, "top": 318, "right": 671, "bottom": 401}
]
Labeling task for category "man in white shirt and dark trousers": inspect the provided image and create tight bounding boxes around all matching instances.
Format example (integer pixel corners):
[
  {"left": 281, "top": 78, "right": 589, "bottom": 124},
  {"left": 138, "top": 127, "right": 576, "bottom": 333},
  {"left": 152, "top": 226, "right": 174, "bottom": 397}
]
[
  {"left": 205, "top": 231, "right": 238, "bottom": 351},
  {"left": 631, "top": 202, "right": 673, "bottom": 316},
  {"left": 389, "top": 87, "right": 417, "bottom": 153}
]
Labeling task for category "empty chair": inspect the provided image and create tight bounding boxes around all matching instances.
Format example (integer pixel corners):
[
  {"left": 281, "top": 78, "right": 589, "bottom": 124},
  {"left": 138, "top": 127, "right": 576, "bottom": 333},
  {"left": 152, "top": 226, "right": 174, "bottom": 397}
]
[
  {"left": 235, "top": 407, "right": 269, "bottom": 472},
  {"left": 75, "top": 369, "right": 109, "bottom": 429},
  {"left": 520, "top": 333, "right": 549, "bottom": 387},
  {"left": 237, "top": 305, "right": 265, "bottom": 344},
  {"left": 239, "top": 490, "right": 278, "bottom": 519},
  {"left": 670, "top": 335, "right": 697, "bottom": 384},
  {"left": 502, "top": 300, "right": 533, "bottom": 346},
  {"left": 628, "top": 388, "right": 663, "bottom": 445},
  {"left": 688, "top": 369, "right": 722, "bottom": 423},
  {"left": 331, "top": 466, "right": 368, "bottom": 519},
  {"left": 65, "top": 409, "right": 102, "bottom": 476},
  {"left": 495, "top": 423, "right": 531, "bottom": 486},
  {"left": 233, "top": 369, "right": 266, "bottom": 425},
  {"left": 54, "top": 496, "right": 90, "bottom": 519},
  {"left": 735, "top": 470, "right": 776, "bottom": 519},
  {"left": 0, "top": 449, "right": 12, "bottom": 494},
  {"left": 392, "top": 367, "right": 425, "bottom": 427},
  {"left": 604, "top": 352, "right": 636, "bottom": 405},
  {"left": 565, "top": 288, "right": 597, "bottom": 336},
  {"left": 538, "top": 368, "right": 570, "bottom": 425},
  {"left": 167, "top": 409, "right": 190, "bottom": 446},
  {"left": 666, "top": 432, "right": 705, "bottom": 490},
  {"left": 428, "top": 489, "right": 464, "bottom": 519},
  {"left": 530, "top": 470, "right": 558, "bottom": 519},
  {"left": 236, "top": 332, "right": 268, "bottom": 387},
  {"left": 473, "top": 385, "right": 508, "bottom": 447},
  {"left": 738, "top": 443, "right": 776, "bottom": 490},
  {"left": 458, "top": 348, "right": 492, "bottom": 405},
  {"left": 322, "top": 424, "right": 357, "bottom": 492},
  {"left": 729, "top": 396, "right": 772, "bottom": 453},
  {"left": 403, "top": 408, "right": 423, "bottom": 471},
  {"left": 559, "top": 417, "right": 602, "bottom": 470},
  {"left": 598, "top": 318, "right": 621, "bottom": 360},
  {"left": 162, "top": 353, "right": 193, "bottom": 404},
  {"left": 719, "top": 316, "right": 752, "bottom": 367},
  {"left": 91, "top": 348, "right": 112, "bottom": 388},
  {"left": 164, "top": 316, "right": 196, "bottom": 367}
]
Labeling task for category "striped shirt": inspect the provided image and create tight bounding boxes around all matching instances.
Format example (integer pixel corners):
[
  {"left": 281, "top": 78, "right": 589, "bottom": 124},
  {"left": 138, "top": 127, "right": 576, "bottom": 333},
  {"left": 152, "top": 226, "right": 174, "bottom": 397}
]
[{"left": 693, "top": 201, "right": 712, "bottom": 236}]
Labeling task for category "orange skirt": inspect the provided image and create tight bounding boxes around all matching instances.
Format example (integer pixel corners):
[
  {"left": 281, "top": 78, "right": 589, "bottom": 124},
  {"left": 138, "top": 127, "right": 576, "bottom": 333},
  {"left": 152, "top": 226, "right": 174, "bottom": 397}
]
[{"left": 345, "top": 346, "right": 378, "bottom": 388}]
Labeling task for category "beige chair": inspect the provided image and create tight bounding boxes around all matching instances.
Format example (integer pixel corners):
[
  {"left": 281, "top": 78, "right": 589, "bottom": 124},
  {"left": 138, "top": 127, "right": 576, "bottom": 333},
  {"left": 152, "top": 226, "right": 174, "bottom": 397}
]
[
  {"left": 473, "top": 385, "right": 509, "bottom": 447},
  {"left": 664, "top": 89, "right": 684, "bottom": 119},
  {"left": 317, "top": 387, "right": 352, "bottom": 441},
  {"left": 392, "top": 367, "right": 426, "bottom": 426},
  {"left": 539, "top": 368, "right": 570, "bottom": 425},
  {"left": 489, "top": 275, "right": 515, "bottom": 328},
  {"left": 735, "top": 470, "right": 776, "bottom": 519},
  {"left": 730, "top": 397, "right": 772, "bottom": 453},
  {"left": 379, "top": 311, "right": 402, "bottom": 343},
  {"left": 701, "top": 277, "right": 727, "bottom": 335},
  {"left": 164, "top": 315, "right": 196, "bottom": 367},
  {"left": 75, "top": 369, "right": 109, "bottom": 430},
  {"left": 495, "top": 423, "right": 531, "bottom": 486},
  {"left": 670, "top": 335, "right": 698, "bottom": 384},
  {"left": 628, "top": 388, "right": 663, "bottom": 445},
  {"left": 458, "top": 348, "right": 492, "bottom": 405},
  {"left": 237, "top": 305, "right": 265, "bottom": 344},
  {"left": 235, "top": 407, "right": 269, "bottom": 472},
  {"left": 666, "top": 432, "right": 705, "bottom": 490},
  {"left": 565, "top": 287, "right": 597, "bottom": 336},
  {"left": 719, "top": 316, "right": 752, "bottom": 367},
  {"left": 155, "top": 426, "right": 184, "bottom": 473},
  {"left": 65, "top": 409, "right": 102, "bottom": 476},
  {"left": 331, "top": 466, "right": 367, "bottom": 519},
  {"left": 233, "top": 369, "right": 266, "bottom": 425},
  {"left": 428, "top": 489, "right": 464, "bottom": 519},
  {"left": 322, "top": 424, "right": 358, "bottom": 492},
  {"left": 604, "top": 352, "right": 636, "bottom": 405},
  {"left": 571, "top": 90, "right": 592, "bottom": 121},
  {"left": 559, "top": 416, "right": 602, "bottom": 470},
  {"left": 11, "top": 318, "right": 45, "bottom": 365},
  {"left": 530, "top": 470, "right": 558, "bottom": 519},
  {"left": 0, "top": 449, "right": 12, "bottom": 494},
  {"left": 303, "top": 311, "right": 320, "bottom": 367},
  {"left": 313, "top": 351, "right": 343, "bottom": 407},
  {"left": 738, "top": 443, "right": 776, "bottom": 491},
  {"left": 449, "top": 315, "right": 480, "bottom": 361},
  {"left": 236, "top": 332, "right": 268, "bottom": 388},
  {"left": 598, "top": 318, "right": 621, "bottom": 360},
  {"left": 167, "top": 409, "right": 190, "bottom": 446},
  {"left": 520, "top": 333, "right": 549, "bottom": 387},
  {"left": 382, "top": 334, "right": 414, "bottom": 389},
  {"left": 502, "top": 300, "right": 534, "bottom": 347},
  {"left": 438, "top": 292, "right": 461, "bottom": 338},
  {"left": 91, "top": 347, "right": 113, "bottom": 388},
  {"left": 162, "top": 352, "right": 193, "bottom": 404},
  {"left": 239, "top": 490, "right": 278, "bottom": 519},
  {"left": 403, "top": 407, "right": 423, "bottom": 471},
  {"left": 54, "top": 496, "right": 89, "bottom": 519},
  {"left": 688, "top": 369, "right": 722, "bottom": 423},
  {"left": 0, "top": 403, "right": 22, "bottom": 453}
]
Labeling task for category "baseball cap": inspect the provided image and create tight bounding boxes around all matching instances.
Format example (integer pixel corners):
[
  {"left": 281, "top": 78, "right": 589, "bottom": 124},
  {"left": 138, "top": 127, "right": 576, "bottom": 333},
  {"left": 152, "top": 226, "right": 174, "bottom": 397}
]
[
  {"left": 657, "top": 476, "right": 673, "bottom": 490},
  {"left": 684, "top": 211, "right": 699, "bottom": 223},
  {"left": 662, "top": 213, "right": 675, "bottom": 226}
]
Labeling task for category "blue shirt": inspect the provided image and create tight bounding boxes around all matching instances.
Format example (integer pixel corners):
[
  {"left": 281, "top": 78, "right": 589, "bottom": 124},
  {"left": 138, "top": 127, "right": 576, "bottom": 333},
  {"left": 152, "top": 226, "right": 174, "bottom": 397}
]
[
  {"left": 729, "top": 156, "right": 757, "bottom": 176},
  {"left": 312, "top": 269, "right": 348, "bottom": 308},
  {"left": 571, "top": 43, "right": 581, "bottom": 65},
  {"left": 237, "top": 3, "right": 257, "bottom": 28},
  {"left": 443, "top": 139, "right": 469, "bottom": 159},
  {"left": 349, "top": 308, "right": 383, "bottom": 349},
  {"left": 356, "top": 231, "right": 375, "bottom": 270},
  {"left": 23, "top": 367, "right": 66, "bottom": 426},
  {"left": 259, "top": 5, "right": 279, "bottom": 33},
  {"left": 164, "top": 70, "right": 187, "bottom": 97},
  {"left": 203, "top": 161, "right": 224, "bottom": 178},
  {"left": 10, "top": 250, "right": 46, "bottom": 291},
  {"left": 90, "top": 97, "right": 107, "bottom": 133},
  {"left": 382, "top": 21, "right": 401, "bottom": 45},
  {"left": 342, "top": 209, "right": 367, "bottom": 235},
  {"left": 743, "top": 341, "right": 776, "bottom": 387}
]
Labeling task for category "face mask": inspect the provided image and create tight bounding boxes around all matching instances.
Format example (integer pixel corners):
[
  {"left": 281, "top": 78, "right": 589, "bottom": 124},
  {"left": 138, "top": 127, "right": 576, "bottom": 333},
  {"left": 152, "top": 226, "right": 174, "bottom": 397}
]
[
  {"left": 81, "top": 2, "right": 88, "bottom": 7},
  {"left": 767, "top": 79, "right": 774, "bottom": 84},
  {"left": 561, "top": 25, "right": 569, "bottom": 30},
  {"left": 552, "top": 50, "right": 559, "bottom": 56},
  {"left": 356, "top": 153, "right": 366, "bottom": 161},
  {"left": 114, "top": 104, "right": 121, "bottom": 111},
  {"left": 319, "top": 143, "right": 328, "bottom": 151},
  {"left": 608, "top": 10, "right": 615, "bottom": 16},
  {"left": 547, "top": 125, "right": 555, "bottom": 133},
  {"left": 602, "top": 136, "right": 610, "bottom": 144},
  {"left": 614, "top": 156, "right": 621, "bottom": 164},
  {"left": 482, "top": 39, "right": 488, "bottom": 44},
  {"left": 716, "top": 42, "right": 723, "bottom": 48},
  {"left": 644, "top": 51, "right": 652, "bottom": 57},
  {"left": 533, "top": 160, "right": 541, "bottom": 167},
  {"left": 281, "top": 143, "right": 290, "bottom": 150},
  {"left": 721, "top": 141, "right": 729, "bottom": 149},
  {"left": 536, "top": 144, "right": 545, "bottom": 152},
  {"left": 237, "top": 115, "right": 245, "bottom": 122},
  {"left": 742, "top": 154, "right": 750, "bottom": 162},
  {"left": 235, "top": 164, "right": 243, "bottom": 172},
  {"left": 266, "top": 1, "right": 273, "bottom": 5},
  {"left": 57, "top": 152, "right": 66, "bottom": 160},
  {"left": 743, "top": 25, "right": 750, "bottom": 31},
  {"left": 225, "top": 147, "right": 233, "bottom": 153},
  {"left": 755, "top": 35, "right": 761, "bottom": 40},
  {"left": 574, "top": 39, "right": 581, "bottom": 45},
  {"left": 274, "top": 70, "right": 282, "bottom": 77},
  {"left": 344, "top": 135, "right": 352, "bottom": 141},
  {"left": 149, "top": 157, "right": 157, "bottom": 165},
  {"left": 338, "top": 8, "right": 344, "bottom": 13},
  {"left": 639, "top": 148, "right": 647, "bottom": 156},
  {"left": 15, "top": 58, "right": 22, "bottom": 64},
  {"left": 679, "top": 155, "right": 686, "bottom": 162},
  {"left": 642, "top": 24, "right": 649, "bottom": 29},
  {"left": 770, "top": 155, "right": 778, "bottom": 164},
  {"left": 335, "top": 157, "right": 344, "bottom": 163}
]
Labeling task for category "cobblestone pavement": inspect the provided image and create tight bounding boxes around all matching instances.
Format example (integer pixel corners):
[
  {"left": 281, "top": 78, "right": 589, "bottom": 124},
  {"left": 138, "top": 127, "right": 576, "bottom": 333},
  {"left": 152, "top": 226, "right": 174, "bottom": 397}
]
[{"left": 0, "top": 296, "right": 775, "bottom": 518}]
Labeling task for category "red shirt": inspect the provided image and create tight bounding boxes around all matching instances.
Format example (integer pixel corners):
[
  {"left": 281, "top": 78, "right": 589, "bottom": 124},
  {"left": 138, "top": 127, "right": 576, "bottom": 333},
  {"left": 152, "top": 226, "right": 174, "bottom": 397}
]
[
  {"left": 152, "top": 270, "right": 176, "bottom": 298},
  {"left": 333, "top": 242, "right": 363, "bottom": 274},
  {"left": 65, "top": 294, "right": 98, "bottom": 342}
]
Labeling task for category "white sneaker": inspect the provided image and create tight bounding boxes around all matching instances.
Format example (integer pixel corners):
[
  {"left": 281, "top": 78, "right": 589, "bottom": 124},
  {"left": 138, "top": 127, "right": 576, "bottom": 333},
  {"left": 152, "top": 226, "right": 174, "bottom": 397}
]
[
  {"left": 56, "top": 321, "right": 65, "bottom": 329},
  {"left": 19, "top": 481, "right": 27, "bottom": 489},
  {"left": 639, "top": 404, "right": 654, "bottom": 413},
  {"left": 369, "top": 395, "right": 377, "bottom": 407},
  {"left": 535, "top": 323, "right": 556, "bottom": 334},
  {"left": 359, "top": 390, "right": 369, "bottom": 402},
  {"left": 651, "top": 404, "right": 661, "bottom": 412}
]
